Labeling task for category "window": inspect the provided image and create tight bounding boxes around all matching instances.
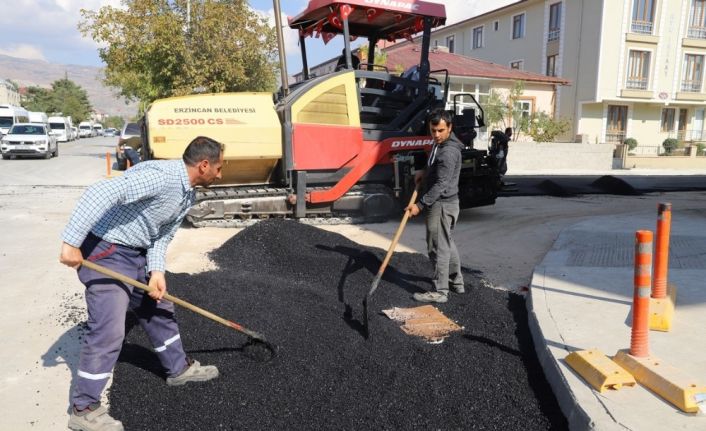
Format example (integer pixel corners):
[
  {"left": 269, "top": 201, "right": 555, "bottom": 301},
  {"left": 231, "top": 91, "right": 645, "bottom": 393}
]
[
  {"left": 682, "top": 54, "right": 704, "bottom": 92},
  {"left": 513, "top": 100, "right": 533, "bottom": 128},
  {"left": 607, "top": 105, "right": 628, "bottom": 143},
  {"left": 513, "top": 14, "right": 525, "bottom": 39},
  {"left": 626, "top": 50, "right": 651, "bottom": 90},
  {"left": 689, "top": 0, "right": 706, "bottom": 39},
  {"left": 446, "top": 35, "right": 455, "bottom": 53},
  {"left": 510, "top": 60, "right": 524, "bottom": 70},
  {"left": 549, "top": 2, "right": 562, "bottom": 41},
  {"left": 546, "top": 54, "right": 558, "bottom": 77},
  {"left": 494, "top": 21, "right": 499, "bottom": 31},
  {"left": 473, "top": 27, "right": 483, "bottom": 49},
  {"left": 661, "top": 108, "right": 676, "bottom": 132},
  {"left": 632, "top": 0, "right": 655, "bottom": 34}
]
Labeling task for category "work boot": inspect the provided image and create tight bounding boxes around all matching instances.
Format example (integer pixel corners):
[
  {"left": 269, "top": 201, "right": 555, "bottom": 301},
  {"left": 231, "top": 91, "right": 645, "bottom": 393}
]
[
  {"left": 166, "top": 359, "right": 219, "bottom": 386},
  {"left": 413, "top": 291, "right": 448, "bottom": 303},
  {"left": 450, "top": 284, "right": 465, "bottom": 294},
  {"left": 68, "top": 403, "right": 123, "bottom": 431}
]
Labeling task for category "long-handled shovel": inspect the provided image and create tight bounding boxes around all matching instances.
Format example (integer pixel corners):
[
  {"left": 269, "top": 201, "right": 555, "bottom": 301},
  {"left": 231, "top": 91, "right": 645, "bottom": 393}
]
[
  {"left": 362, "top": 189, "right": 418, "bottom": 338},
  {"left": 81, "top": 259, "right": 276, "bottom": 361}
]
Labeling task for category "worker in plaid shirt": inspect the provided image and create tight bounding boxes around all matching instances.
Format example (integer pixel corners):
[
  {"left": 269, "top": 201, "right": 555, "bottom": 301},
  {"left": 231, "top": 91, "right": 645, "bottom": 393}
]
[{"left": 60, "top": 136, "right": 224, "bottom": 431}]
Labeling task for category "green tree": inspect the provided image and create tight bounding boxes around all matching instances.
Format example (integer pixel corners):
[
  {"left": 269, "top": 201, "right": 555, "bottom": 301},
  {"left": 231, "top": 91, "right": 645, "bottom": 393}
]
[
  {"left": 22, "top": 79, "right": 92, "bottom": 122},
  {"left": 357, "top": 44, "right": 387, "bottom": 69},
  {"left": 23, "top": 86, "right": 54, "bottom": 112},
  {"left": 79, "top": 0, "right": 278, "bottom": 105},
  {"left": 527, "top": 111, "right": 570, "bottom": 142},
  {"left": 507, "top": 80, "right": 525, "bottom": 139},
  {"left": 51, "top": 78, "right": 92, "bottom": 122},
  {"left": 483, "top": 89, "right": 507, "bottom": 129},
  {"left": 104, "top": 116, "right": 125, "bottom": 129}
]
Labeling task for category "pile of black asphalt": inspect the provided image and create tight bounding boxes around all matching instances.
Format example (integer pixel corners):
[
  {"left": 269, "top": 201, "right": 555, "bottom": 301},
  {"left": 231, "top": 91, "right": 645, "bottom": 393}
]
[{"left": 109, "top": 219, "right": 567, "bottom": 430}]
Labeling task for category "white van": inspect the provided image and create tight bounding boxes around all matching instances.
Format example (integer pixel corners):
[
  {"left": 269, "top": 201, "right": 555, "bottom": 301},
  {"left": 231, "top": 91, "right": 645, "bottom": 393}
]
[
  {"left": 0, "top": 105, "right": 29, "bottom": 136},
  {"left": 93, "top": 123, "right": 104, "bottom": 136},
  {"left": 28, "top": 111, "right": 49, "bottom": 125},
  {"left": 78, "top": 121, "right": 94, "bottom": 138},
  {"left": 48, "top": 116, "right": 71, "bottom": 142}
]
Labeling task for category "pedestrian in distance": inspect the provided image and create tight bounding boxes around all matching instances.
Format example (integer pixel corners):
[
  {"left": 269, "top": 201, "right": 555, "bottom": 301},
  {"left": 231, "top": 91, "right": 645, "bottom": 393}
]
[
  {"left": 59, "top": 136, "right": 224, "bottom": 431},
  {"left": 406, "top": 109, "right": 465, "bottom": 303}
]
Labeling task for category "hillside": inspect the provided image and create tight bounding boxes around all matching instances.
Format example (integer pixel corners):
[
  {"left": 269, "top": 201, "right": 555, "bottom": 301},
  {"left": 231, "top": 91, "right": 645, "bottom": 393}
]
[{"left": 0, "top": 54, "right": 138, "bottom": 118}]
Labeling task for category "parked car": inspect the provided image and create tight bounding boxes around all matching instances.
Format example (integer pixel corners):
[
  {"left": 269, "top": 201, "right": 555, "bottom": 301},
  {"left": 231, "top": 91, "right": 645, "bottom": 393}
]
[
  {"left": 93, "top": 123, "right": 104, "bottom": 136},
  {"left": 0, "top": 123, "right": 58, "bottom": 159},
  {"left": 116, "top": 122, "right": 142, "bottom": 170},
  {"left": 48, "top": 116, "right": 71, "bottom": 142},
  {"left": 103, "top": 128, "right": 118, "bottom": 137}
]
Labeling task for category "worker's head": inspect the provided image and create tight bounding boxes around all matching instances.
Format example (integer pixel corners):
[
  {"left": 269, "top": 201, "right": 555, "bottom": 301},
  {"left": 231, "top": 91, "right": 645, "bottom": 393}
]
[
  {"left": 428, "top": 108, "right": 453, "bottom": 144},
  {"left": 183, "top": 136, "right": 224, "bottom": 187}
]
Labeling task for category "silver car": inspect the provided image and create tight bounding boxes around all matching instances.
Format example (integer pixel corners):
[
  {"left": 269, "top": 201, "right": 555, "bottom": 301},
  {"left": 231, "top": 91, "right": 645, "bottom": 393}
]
[{"left": 0, "top": 123, "right": 59, "bottom": 159}]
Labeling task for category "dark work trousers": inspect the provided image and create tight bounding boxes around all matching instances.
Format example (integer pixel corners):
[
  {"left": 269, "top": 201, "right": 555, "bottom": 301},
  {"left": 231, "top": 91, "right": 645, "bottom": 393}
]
[
  {"left": 71, "top": 234, "right": 187, "bottom": 409},
  {"left": 425, "top": 199, "right": 464, "bottom": 294}
]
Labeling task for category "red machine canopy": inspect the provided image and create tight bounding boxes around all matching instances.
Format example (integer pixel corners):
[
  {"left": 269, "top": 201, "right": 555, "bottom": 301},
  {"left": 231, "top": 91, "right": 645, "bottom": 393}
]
[{"left": 288, "top": 0, "right": 446, "bottom": 43}]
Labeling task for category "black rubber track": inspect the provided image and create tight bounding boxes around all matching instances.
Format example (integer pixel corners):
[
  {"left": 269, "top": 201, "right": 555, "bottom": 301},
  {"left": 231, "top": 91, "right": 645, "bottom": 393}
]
[{"left": 109, "top": 219, "right": 568, "bottom": 430}]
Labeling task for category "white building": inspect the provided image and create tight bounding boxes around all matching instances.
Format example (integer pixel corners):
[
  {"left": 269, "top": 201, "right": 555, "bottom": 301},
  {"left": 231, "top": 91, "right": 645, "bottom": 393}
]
[
  {"left": 426, "top": 0, "right": 706, "bottom": 149},
  {"left": 0, "top": 79, "right": 21, "bottom": 106}
]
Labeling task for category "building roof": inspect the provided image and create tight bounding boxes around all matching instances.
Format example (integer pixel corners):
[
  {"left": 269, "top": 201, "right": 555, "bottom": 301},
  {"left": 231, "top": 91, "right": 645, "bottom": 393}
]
[{"left": 385, "top": 44, "right": 569, "bottom": 85}]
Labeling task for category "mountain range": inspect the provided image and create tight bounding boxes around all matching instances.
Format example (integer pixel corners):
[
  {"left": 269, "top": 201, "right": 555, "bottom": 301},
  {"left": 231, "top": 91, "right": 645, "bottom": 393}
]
[{"left": 0, "top": 54, "right": 138, "bottom": 118}]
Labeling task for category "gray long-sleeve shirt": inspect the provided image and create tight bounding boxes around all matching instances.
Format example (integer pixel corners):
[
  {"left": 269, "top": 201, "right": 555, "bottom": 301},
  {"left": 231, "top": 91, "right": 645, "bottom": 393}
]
[{"left": 417, "top": 132, "right": 464, "bottom": 209}]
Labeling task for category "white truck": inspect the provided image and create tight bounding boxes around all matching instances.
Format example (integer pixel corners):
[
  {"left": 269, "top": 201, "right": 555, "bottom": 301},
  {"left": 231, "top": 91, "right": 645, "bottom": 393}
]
[
  {"left": 48, "top": 116, "right": 71, "bottom": 142},
  {"left": 28, "top": 111, "right": 49, "bottom": 125},
  {"left": 0, "top": 105, "right": 29, "bottom": 136},
  {"left": 78, "top": 121, "right": 94, "bottom": 138}
]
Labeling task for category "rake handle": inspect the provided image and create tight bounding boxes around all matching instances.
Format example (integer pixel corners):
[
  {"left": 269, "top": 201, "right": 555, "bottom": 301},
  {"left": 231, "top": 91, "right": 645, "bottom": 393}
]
[
  {"left": 377, "top": 189, "right": 418, "bottom": 277},
  {"left": 80, "top": 259, "right": 265, "bottom": 341}
]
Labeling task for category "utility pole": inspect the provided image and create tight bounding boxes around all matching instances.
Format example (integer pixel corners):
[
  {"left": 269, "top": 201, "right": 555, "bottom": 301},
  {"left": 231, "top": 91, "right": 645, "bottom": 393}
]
[{"left": 273, "top": 0, "right": 289, "bottom": 96}]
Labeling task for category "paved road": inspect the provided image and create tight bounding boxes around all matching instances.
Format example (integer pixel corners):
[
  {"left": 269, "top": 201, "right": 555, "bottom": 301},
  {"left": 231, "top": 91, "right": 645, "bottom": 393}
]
[{"left": 2, "top": 139, "right": 706, "bottom": 429}]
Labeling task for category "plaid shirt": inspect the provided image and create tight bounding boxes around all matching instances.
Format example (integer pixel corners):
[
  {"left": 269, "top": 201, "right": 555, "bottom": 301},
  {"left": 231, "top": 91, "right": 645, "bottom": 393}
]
[{"left": 62, "top": 160, "right": 195, "bottom": 273}]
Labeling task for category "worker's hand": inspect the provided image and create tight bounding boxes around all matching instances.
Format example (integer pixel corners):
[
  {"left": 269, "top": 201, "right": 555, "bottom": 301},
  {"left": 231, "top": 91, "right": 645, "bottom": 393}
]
[
  {"left": 405, "top": 203, "right": 421, "bottom": 218},
  {"left": 414, "top": 170, "right": 425, "bottom": 186},
  {"left": 59, "top": 242, "right": 83, "bottom": 269},
  {"left": 148, "top": 271, "right": 167, "bottom": 301}
]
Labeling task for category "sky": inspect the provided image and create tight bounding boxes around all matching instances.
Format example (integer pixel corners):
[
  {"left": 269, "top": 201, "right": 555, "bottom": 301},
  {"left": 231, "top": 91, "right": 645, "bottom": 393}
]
[{"left": 0, "top": 0, "right": 516, "bottom": 73}]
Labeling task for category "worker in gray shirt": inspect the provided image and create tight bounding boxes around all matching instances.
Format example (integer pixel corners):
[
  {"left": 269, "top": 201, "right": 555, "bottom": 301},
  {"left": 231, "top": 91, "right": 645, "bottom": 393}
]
[{"left": 406, "top": 109, "right": 465, "bottom": 303}]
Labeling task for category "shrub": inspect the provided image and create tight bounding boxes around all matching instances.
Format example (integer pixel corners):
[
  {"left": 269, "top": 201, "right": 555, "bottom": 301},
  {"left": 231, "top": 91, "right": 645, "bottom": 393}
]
[
  {"left": 662, "top": 138, "right": 678, "bottom": 155},
  {"left": 527, "top": 111, "right": 571, "bottom": 142},
  {"left": 623, "top": 137, "right": 638, "bottom": 151},
  {"left": 697, "top": 143, "right": 705, "bottom": 156}
]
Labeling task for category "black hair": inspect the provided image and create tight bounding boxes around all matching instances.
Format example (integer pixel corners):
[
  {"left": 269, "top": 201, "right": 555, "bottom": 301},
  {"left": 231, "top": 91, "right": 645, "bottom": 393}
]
[
  {"left": 182, "top": 136, "right": 224, "bottom": 166},
  {"left": 428, "top": 108, "right": 453, "bottom": 127}
]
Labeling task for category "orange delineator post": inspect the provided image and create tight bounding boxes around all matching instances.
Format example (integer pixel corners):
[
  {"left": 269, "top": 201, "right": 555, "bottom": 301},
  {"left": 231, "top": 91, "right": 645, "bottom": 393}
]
[
  {"left": 652, "top": 203, "right": 671, "bottom": 299},
  {"left": 106, "top": 152, "right": 111, "bottom": 177},
  {"left": 631, "top": 230, "right": 652, "bottom": 358}
]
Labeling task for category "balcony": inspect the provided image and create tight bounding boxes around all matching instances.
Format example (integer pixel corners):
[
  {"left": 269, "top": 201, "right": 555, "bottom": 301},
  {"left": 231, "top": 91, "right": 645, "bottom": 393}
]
[
  {"left": 688, "top": 26, "right": 706, "bottom": 39},
  {"left": 626, "top": 77, "right": 648, "bottom": 90},
  {"left": 631, "top": 20, "right": 654, "bottom": 34},
  {"left": 548, "top": 29, "right": 560, "bottom": 42},
  {"left": 681, "top": 80, "right": 702, "bottom": 92}
]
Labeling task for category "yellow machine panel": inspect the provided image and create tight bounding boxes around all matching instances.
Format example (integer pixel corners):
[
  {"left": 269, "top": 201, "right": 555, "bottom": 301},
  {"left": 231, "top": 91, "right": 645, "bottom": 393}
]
[{"left": 146, "top": 93, "right": 282, "bottom": 185}]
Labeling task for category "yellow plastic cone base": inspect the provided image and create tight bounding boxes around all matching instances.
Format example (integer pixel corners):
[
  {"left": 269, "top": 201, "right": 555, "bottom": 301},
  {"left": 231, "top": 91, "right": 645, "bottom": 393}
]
[
  {"left": 649, "top": 283, "right": 677, "bottom": 332},
  {"left": 565, "top": 349, "right": 636, "bottom": 393},
  {"left": 613, "top": 349, "right": 706, "bottom": 413}
]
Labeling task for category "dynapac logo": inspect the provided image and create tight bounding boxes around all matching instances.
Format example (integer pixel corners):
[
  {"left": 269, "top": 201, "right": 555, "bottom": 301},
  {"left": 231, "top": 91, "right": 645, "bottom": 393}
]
[
  {"left": 364, "top": 0, "right": 420, "bottom": 11},
  {"left": 391, "top": 138, "right": 434, "bottom": 148}
]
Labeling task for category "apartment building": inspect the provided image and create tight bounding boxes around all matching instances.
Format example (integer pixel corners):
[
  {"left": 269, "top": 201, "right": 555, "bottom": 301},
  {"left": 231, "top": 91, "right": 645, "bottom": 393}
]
[
  {"left": 0, "top": 79, "right": 21, "bottom": 106},
  {"left": 428, "top": 0, "right": 706, "bottom": 148}
]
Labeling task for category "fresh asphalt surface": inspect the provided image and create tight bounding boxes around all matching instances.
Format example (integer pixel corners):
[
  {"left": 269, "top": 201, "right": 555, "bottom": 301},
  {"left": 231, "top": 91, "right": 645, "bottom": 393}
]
[
  {"left": 108, "top": 220, "right": 568, "bottom": 430},
  {"left": 502, "top": 175, "right": 706, "bottom": 197}
]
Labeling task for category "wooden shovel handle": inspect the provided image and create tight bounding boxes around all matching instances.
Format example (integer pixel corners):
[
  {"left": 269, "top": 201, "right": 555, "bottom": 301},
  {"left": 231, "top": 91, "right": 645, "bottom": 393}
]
[
  {"left": 80, "top": 259, "right": 265, "bottom": 341},
  {"left": 376, "top": 189, "right": 418, "bottom": 276}
]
